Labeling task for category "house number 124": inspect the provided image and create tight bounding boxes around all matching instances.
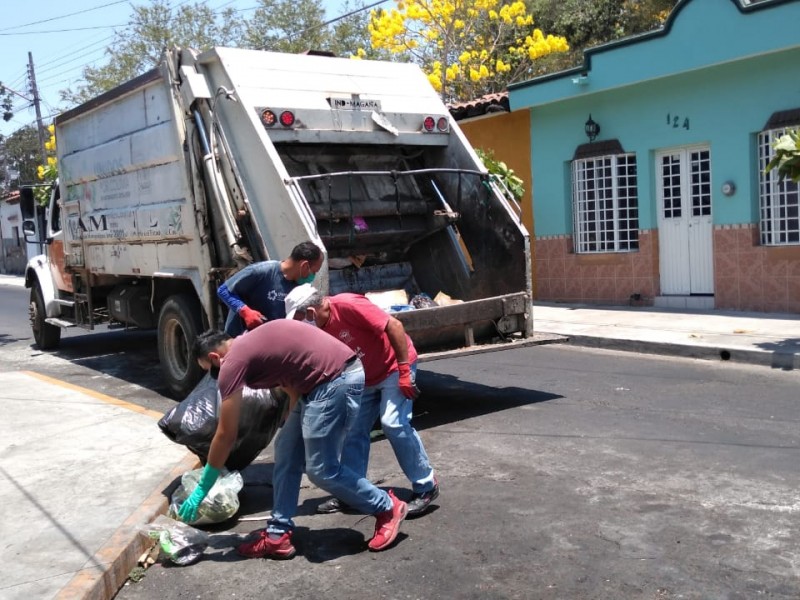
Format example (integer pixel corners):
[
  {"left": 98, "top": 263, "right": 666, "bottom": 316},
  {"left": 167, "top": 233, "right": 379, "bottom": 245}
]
[{"left": 666, "top": 114, "right": 690, "bottom": 130}]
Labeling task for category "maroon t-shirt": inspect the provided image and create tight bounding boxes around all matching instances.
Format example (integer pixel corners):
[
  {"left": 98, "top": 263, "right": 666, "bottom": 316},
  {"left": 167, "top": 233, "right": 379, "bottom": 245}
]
[{"left": 217, "top": 319, "right": 356, "bottom": 398}]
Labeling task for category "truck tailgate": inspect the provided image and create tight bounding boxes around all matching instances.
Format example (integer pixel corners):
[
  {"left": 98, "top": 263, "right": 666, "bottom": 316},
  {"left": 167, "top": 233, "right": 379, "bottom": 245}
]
[{"left": 394, "top": 292, "right": 564, "bottom": 360}]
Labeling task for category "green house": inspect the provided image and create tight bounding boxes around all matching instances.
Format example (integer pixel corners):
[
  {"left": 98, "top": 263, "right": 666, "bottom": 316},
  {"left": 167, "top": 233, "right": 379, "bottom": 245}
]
[{"left": 510, "top": 0, "right": 800, "bottom": 313}]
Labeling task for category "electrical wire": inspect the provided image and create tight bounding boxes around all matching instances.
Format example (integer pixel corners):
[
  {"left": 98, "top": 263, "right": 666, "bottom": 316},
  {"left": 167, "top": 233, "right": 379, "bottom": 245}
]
[
  {"left": 0, "top": 25, "right": 126, "bottom": 36},
  {"left": 3, "top": 0, "right": 382, "bottom": 136},
  {"left": 36, "top": 35, "right": 117, "bottom": 73},
  {"left": 0, "top": 0, "right": 130, "bottom": 33},
  {"left": 260, "top": 0, "right": 389, "bottom": 48}
]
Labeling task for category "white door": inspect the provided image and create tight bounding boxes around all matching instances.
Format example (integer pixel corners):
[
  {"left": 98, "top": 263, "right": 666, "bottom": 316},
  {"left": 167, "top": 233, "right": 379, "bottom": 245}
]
[{"left": 656, "top": 146, "right": 714, "bottom": 295}]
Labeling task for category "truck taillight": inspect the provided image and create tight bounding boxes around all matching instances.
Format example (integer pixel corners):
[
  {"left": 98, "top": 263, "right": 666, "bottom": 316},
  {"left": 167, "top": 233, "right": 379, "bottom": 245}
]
[
  {"left": 423, "top": 115, "right": 448, "bottom": 133},
  {"left": 261, "top": 109, "right": 277, "bottom": 127},
  {"left": 279, "top": 111, "right": 295, "bottom": 127}
]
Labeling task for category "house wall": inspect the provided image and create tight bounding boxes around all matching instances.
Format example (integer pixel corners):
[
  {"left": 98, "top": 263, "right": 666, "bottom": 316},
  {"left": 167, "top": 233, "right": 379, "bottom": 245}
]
[
  {"left": 530, "top": 48, "right": 800, "bottom": 236},
  {"left": 0, "top": 200, "right": 26, "bottom": 274},
  {"left": 459, "top": 110, "right": 533, "bottom": 235},
  {"left": 513, "top": 0, "right": 800, "bottom": 312}
]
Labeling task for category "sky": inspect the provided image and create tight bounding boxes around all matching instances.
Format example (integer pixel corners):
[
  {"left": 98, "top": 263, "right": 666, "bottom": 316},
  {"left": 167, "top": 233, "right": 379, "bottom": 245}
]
[{"left": 0, "top": 0, "right": 346, "bottom": 139}]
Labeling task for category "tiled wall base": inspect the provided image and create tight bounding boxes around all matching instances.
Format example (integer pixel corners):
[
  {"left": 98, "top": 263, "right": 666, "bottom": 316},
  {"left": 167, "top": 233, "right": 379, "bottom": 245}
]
[
  {"left": 534, "top": 231, "right": 659, "bottom": 306},
  {"left": 714, "top": 224, "right": 800, "bottom": 314},
  {"left": 534, "top": 226, "right": 800, "bottom": 314}
]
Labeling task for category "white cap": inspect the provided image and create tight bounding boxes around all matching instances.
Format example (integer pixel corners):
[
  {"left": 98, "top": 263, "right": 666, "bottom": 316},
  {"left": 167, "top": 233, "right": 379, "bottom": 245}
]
[{"left": 284, "top": 283, "right": 319, "bottom": 320}]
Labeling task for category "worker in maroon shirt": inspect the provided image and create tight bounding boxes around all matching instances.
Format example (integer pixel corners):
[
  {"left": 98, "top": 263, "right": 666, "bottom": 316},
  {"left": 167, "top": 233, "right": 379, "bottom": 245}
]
[
  {"left": 179, "top": 320, "right": 408, "bottom": 558},
  {"left": 285, "top": 284, "right": 439, "bottom": 517}
]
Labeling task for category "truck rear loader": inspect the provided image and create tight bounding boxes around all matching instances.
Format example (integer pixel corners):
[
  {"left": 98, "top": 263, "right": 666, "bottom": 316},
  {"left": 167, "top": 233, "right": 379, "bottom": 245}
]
[{"left": 22, "top": 46, "right": 537, "bottom": 398}]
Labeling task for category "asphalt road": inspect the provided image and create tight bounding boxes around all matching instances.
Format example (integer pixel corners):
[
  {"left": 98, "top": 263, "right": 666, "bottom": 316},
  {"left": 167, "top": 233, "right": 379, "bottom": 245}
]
[
  {"left": 122, "top": 338, "right": 799, "bottom": 598},
  {"left": 2, "top": 283, "right": 799, "bottom": 599}
]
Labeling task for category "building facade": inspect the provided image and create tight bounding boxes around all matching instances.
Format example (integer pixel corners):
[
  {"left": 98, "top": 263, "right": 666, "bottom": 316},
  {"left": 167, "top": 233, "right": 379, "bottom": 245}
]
[
  {"left": 0, "top": 191, "right": 26, "bottom": 274},
  {"left": 509, "top": 0, "right": 800, "bottom": 313}
]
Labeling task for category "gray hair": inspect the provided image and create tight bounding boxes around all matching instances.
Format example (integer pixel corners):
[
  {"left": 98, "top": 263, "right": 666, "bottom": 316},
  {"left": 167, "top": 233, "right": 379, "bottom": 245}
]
[{"left": 295, "top": 289, "right": 325, "bottom": 313}]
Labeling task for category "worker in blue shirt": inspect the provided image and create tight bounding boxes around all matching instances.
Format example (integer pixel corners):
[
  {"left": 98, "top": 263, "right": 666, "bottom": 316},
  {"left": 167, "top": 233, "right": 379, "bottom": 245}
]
[{"left": 217, "top": 241, "right": 323, "bottom": 336}]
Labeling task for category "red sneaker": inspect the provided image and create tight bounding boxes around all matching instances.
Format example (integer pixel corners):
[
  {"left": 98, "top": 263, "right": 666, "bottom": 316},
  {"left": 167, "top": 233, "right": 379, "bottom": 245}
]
[
  {"left": 368, "top": 490, "right": 408, "bottom": 551},
  {"left": 237, "top": 530, "right": 296, "bottom": 560}
]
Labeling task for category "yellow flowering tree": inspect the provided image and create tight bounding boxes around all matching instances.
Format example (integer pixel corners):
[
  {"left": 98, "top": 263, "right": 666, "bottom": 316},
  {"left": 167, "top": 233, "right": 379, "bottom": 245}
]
[
  {"left": 366, "top": 0, "right": 568, "bottom": 102},
  {"left": 35, "top": 124, "right": 57, "bottom": 205}
]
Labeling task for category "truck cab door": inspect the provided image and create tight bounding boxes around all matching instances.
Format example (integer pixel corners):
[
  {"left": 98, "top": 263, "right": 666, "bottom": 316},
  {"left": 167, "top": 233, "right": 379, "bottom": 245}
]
[{"left": 46, "top": 186, "right": 73, "bottom": 293}]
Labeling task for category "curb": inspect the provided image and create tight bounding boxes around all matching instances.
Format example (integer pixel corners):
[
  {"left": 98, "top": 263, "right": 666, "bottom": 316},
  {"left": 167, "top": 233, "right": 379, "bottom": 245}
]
[
  {"left": 557, "top": 334, "right": 800, "bottom": 370},
  {"left": 0, "top": 275, "right": 25, "bottom": 288},
  {"left": 54, "top": 452, "right": 201, "bottom": 600}
]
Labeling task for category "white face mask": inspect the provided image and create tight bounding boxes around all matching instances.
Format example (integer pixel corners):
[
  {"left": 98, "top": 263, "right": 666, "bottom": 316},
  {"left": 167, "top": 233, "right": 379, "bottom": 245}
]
[{"left": 300, "top": 308, "right": 317, "bottom": 327}]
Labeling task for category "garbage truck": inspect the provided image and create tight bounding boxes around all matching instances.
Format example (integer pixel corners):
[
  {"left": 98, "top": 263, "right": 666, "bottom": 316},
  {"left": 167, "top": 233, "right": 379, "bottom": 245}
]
[{"left": 22, "top": 46, "right": 538, "bottom": 398}]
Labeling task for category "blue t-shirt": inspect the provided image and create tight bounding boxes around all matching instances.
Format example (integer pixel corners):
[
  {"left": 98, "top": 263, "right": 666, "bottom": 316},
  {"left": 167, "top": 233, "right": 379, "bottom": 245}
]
[{"left": 220, "top": 261, "right": 296, "bottom": 336}]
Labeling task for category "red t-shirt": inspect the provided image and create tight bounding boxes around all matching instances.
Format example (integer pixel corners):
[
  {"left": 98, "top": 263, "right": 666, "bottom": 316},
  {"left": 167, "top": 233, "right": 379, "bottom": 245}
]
[
  {"left": 217, "top": 319, "right": 356, "bottom": 398},
  {"left": 323, "top": 293, "right": 418, "bottom": 387}
]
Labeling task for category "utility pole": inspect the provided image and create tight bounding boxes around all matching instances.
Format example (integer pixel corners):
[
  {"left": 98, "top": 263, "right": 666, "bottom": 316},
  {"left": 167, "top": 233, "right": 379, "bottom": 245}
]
[{"left": 28, "top": 52, "right": 47, "bottom": 164}]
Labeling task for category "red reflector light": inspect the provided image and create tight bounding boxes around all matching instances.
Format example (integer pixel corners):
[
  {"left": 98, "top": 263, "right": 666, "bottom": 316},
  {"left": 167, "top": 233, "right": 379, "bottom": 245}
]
[
  {"left": 260, "top": 109, "right": 277, "bottom": 127},
  {"left": 279, "top": 111, "right": 295, "bottom": 127},
  {"left": 423, "top": 116, "right": 435, "bottom": 132},
  {"left": 437, "top": 117, "right": 448, "bottom": 131}
]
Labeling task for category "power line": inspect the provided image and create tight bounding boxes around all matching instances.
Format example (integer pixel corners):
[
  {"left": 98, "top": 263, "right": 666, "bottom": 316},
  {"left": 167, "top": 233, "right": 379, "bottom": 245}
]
[
  {"left": 0, "top": 0, "right": 131, "bottom": 33},
  {"left": 37, "top": 33, "right": 117, "bottom": 69},
  {"left": 0, "top": 25, "right": 126, "bottom": 36},
  {"left": 272, "top": 0, "right": 389, "bottom": 48},
  {"left": 36, "top": 37, "right": 116, "bottom": 75}
]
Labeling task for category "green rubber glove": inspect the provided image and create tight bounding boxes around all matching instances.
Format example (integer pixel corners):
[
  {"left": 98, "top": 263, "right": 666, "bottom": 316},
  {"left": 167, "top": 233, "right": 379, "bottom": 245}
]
[{"left": 177, "top": 464, "right": 220, "bottom": 523}]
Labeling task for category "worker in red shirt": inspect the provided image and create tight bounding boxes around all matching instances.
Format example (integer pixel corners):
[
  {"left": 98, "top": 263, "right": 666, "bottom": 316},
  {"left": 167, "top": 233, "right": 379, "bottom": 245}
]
[{"left": 285, "top": 284, "right": 439, "bottom": 517}]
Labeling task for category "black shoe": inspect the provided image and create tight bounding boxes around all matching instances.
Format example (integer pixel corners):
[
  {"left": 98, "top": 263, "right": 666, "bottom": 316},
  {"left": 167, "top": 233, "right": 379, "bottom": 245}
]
[
  {"left": 316, "top": 497, "right": 355, "bottom": 514},
  {"left": 407, "top": 482, "right": 439, "bottom": 517}
]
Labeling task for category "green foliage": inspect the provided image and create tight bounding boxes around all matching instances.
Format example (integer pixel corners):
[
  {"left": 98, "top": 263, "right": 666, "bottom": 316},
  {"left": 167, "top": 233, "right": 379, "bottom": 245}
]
[
  {"left": 33, "top": 124, "right": 57, "bottom": 206},
  {"left": 475, "top": 147, "right": 524, "bottom": 202},
  {"left": 61, "top": 1, "right": 246, "bottom": 105},
  {"left": 54, "top": 0, "right": 682, "bottom": 112},
  {"left": 329, "top": 1, "right": 383, "bottom": 59},
  {"left": 59, "top": 0, "right": 381, "bottom": 106},
  {"left": 766, "top": 129, "right": 800, "bottom": 184},
  {"left": 528, "top": 0, "right": 678, "bottom": 72},
  {"left": 2, "top": 126, "right": 41, "bottom": 186},
  {"left": 243, "top": 0, "right": 329, "bottom": 53},
  {"left": 366, "top": 0, "right": 569, "bottom": 103}
]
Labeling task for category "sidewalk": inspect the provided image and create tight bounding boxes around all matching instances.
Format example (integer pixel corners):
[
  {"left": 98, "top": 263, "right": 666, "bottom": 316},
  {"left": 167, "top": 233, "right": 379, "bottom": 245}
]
[
  {"left": 0, "top": 371, "right": 196, "bottom": 600},
  {"left": 0, "top": 273, "right": 26, "bottom": 287},
  {"left": 533, "top": 301, "right": 800, "bottom": 370}
]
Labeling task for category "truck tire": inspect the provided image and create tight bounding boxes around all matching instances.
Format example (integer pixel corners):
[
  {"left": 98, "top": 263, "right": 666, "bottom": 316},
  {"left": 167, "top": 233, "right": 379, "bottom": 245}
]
[
  {"left": 158, "top": 294, "right": 204, "bottom": 399},
  {"left": 30, "top": 282, "right": 61, "bottom": 350}
]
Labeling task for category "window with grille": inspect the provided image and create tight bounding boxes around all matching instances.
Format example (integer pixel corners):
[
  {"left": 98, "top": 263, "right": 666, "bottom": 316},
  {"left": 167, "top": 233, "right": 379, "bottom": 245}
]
[
  {"left": 572, "top": 153, "right": 639, "bottom": 253},
  {"left": 758, "top": 128, "right": 799, "bottom": 246}
]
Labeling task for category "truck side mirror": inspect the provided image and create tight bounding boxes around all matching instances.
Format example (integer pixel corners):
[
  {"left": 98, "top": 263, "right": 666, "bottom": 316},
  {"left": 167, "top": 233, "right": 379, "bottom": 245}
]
[{"left": 23, "top": 219, "right": 37, "bottom": 239}]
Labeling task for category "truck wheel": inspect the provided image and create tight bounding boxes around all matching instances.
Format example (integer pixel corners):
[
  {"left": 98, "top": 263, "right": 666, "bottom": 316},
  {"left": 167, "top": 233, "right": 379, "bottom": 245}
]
[
  {"left": 30, "top": 283, "right": 61, "bottom": 350},
  {"left": 158, "top": 294, "right": 204, "bottom": 399}
]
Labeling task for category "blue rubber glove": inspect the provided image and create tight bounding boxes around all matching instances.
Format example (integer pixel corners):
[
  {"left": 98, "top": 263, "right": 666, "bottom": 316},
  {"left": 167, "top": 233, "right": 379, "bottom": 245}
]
[{"left": 177, "top": 464, "right": 220, "bottom": 523}]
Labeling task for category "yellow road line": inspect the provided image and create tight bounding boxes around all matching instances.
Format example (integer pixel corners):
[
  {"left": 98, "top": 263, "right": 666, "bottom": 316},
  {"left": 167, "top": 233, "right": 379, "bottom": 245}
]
[{"left": 22, "top": 370, "right": 165, "bottom": 420}]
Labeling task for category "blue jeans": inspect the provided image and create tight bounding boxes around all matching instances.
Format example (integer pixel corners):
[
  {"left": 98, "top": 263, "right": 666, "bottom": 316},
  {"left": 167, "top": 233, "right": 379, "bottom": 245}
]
[
  {"left": 342, "top": 363, "right": 435, "bottom": 494},
  {"left": 267, "top": 360, "right": 393, "bottom": 535}
]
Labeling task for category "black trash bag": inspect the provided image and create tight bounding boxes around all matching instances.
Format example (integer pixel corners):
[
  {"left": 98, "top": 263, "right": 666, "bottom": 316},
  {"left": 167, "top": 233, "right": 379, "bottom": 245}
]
[
  {"left": 158, "top": 373, "right": 287, "bottom": 470},
  {"left": 410, "top": 293, "right": 437, "bottom": 309}
]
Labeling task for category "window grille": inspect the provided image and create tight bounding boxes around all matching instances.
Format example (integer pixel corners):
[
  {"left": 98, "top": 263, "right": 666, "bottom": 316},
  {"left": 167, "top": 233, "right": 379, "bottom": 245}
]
[
  {"left": 758, "top": 128, "right": 799, "bottom": 246},
  {"left": 572, "top": 153, "right": 639, "bottom": 253}
]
